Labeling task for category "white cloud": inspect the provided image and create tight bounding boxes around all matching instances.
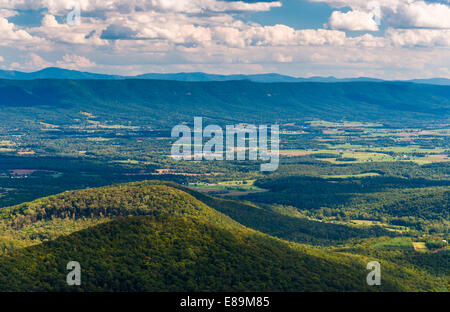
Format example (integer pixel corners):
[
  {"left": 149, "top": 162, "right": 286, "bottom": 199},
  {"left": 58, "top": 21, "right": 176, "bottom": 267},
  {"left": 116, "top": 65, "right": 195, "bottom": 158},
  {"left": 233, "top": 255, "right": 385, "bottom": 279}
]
[
  {"left": 41, "top": 14, "right": 59, "bottom": 27},
  {"left": 10, "top": 53, "right": 96, "bottom": 71},
  {"left": 1, "top": 0, "right": 450, "bottom": 78},
  {"left": 0, "top": 0, "right": 281, "bottom": 15},
  {"left": 0, "top": 9, "right": 18, "bottom": 18},
  {"left": 57, "top": 54, "right": 96, "bottom": 69},
  {"left": 10, "top": 53, "right": 52, "bottom": 71},
  {"left": 329, "top": 10, "right": 379, "bottom": 31},
  {"left": 273, "top": 53, "right": 293, "bottom": 63},
  {"left": 213, "top": 24, "right": 346, "bottom": 47},
  {"left": 387, "top": 28, "right": 450, "bottom": 47},
  {"left": 313, "top": 0, "right": 450, "bottom": 29},
  {"left": 0, "top": 16, "right": 34, "bottom": 42},
  {"left": 391, "top": 1, "right": 450, "bottom": 29},
  {"left": 30, "top": 14, "right": 107, "bottom": 46}
]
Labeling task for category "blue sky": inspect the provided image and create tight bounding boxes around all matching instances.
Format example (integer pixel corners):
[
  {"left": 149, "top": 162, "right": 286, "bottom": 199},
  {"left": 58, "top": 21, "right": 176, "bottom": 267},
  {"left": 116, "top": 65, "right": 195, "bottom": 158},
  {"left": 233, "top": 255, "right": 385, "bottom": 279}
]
[
  {"left": 242, "top": 0, "right": 334, "bottom": 29},
  {"left": 1, "top": 0, "right": 450, "bottom": 79}
]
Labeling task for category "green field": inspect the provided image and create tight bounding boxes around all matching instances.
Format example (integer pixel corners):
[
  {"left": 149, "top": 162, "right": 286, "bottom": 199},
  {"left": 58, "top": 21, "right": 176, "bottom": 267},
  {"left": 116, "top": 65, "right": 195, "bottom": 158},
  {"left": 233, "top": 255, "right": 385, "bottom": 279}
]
[{"left": 374, "top": 237, "right": 415, "bottom": 251}]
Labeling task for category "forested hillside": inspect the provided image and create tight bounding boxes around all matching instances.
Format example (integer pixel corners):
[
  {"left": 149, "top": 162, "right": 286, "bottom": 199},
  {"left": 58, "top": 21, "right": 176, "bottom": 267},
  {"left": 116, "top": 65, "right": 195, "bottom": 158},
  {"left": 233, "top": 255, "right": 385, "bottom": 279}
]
[
  {"left": 166, "top": 182, "right": 393, "bottom": 245},
  {"left": 0, "top": 181, "right": 446, "bottom": 291},
  {"left": 0, "top": 181, "right": 391, "bottom": 252},
  {"left": 245, "top": 176, "right": 449, "bottom": 233},
  {"left": 0, "top": 182, "right": 240, "bottom": 252}
]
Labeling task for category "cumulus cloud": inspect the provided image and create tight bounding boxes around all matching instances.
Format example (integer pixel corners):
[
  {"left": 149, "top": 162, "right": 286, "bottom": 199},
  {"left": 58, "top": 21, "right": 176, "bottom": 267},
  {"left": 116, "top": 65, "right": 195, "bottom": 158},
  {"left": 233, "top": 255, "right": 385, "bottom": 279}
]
[
  {"left": 101, "top": 24, "right": 139, "bottom": 40},
  {"left": 387, "top": 28, "right": 450, "bottom": 47},
  {"left": 0, "top": 9, "right": 18, "bottom": 18},
  {"left": 329, "top": 10, "right": 379, "bottom": 31},
  {"left": 10, "top": 53, "right": 52, "bottom": 71},
  {"left": 390, "top": 1, "right": 450, "bottom": 28},
  {"left": 1, "top": 0, "right": 450, "bottom": 78},
  {"left": 214, "top": 24, "right": 346, "bottom": 47},
  {"left": 0, "top": 16, "right": 34, "bottom": 42},
  {"left": 314, "top": 0, "right": 450, "bottom": 29},
  {"left": 273, "top": 53, "right": 293, "bottom": 62},
  {"left": 0, "top": 0, "right": 281, "bottom": 15},
  {"left": 10, "top": 53, "right": 96, "bottom": 71},
  {"left": 56, "top": 54, "right": 96, "bottom": 69},
  {"left": 29, "top": 14, "right": 107, "bottom": 46}
]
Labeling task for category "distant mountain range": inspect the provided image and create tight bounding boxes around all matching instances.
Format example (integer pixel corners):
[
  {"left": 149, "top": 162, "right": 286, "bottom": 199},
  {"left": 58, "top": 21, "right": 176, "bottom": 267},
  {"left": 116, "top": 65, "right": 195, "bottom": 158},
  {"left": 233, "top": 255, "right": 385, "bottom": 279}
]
[
  {"left": 1, "top": 67, "right": 449, "bottom": 85},
  {"left": 0, "top": 67, "right": 122, "bottom": 80}
]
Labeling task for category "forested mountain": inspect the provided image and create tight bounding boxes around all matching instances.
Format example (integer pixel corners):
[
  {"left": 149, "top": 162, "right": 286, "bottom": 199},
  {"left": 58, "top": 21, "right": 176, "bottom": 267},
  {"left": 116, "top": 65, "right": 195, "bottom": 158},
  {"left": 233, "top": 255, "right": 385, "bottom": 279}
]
[
  {"left": 0, "top": 79, "right": 449, "bottom": 127},
  {"left": 167, "top": 182, "right": 393, "bottom": 245},
  {"left": 0, "top": 182, "right": 240, "bottom": 252},
  {"left": 0, "top": 181, "right": 446, "bottom": 291},
  {"left": 0, "top": 181, "right": 390, "bottom": 252}
]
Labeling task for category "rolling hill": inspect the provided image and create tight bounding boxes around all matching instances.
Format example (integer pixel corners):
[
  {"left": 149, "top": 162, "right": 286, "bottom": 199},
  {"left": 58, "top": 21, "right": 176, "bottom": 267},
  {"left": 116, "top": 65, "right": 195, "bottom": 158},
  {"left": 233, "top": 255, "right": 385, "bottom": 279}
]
[
  {"left": 0, "top": 181, "right": 390, "bottom": 251},
  {"left": 0, "top": 181, "right": 446, "bottom": 291}
]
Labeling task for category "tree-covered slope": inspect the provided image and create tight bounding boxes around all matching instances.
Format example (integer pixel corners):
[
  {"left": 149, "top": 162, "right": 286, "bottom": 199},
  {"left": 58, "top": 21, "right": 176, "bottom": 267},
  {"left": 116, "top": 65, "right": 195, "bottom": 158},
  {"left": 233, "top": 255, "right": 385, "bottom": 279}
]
[
  {"left": 0, "top": 180, "right": 394, "bottom": 252},
  {"left": 161, "top": 182, "right": 393, "bottom": 245},
  {"left": 0, "top": 181, "right": 447, "bottom": 292},
  {"left": 1, "top": 79, "right": 449, "bottom": 127},
  {"left": 0, "top": 214, "right": 446, "bottom": 292},
  {"left": 0, "top": 182, "right": 242, "bottom": 253},
  {"left": 244, "top": 176, "right": 449, "bottom": 232}
]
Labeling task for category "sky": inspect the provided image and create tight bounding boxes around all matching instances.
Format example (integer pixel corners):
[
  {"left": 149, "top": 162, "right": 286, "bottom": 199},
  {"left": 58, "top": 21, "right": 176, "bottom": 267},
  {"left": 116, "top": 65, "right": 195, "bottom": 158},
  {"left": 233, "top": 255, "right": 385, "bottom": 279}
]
[{"left": 0, "top": 0, "right": 450, "bottom": 79}]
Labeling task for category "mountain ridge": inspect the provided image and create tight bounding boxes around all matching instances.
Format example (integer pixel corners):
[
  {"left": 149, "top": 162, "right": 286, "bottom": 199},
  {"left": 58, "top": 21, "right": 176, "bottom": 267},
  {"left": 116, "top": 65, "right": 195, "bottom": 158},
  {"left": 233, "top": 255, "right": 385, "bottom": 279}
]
[
  {"left": 1, "top": 79, "right": 448, "bottom": 127},
  {"left": 1, "top": 67, "right": 449, "bottom": 85}
]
